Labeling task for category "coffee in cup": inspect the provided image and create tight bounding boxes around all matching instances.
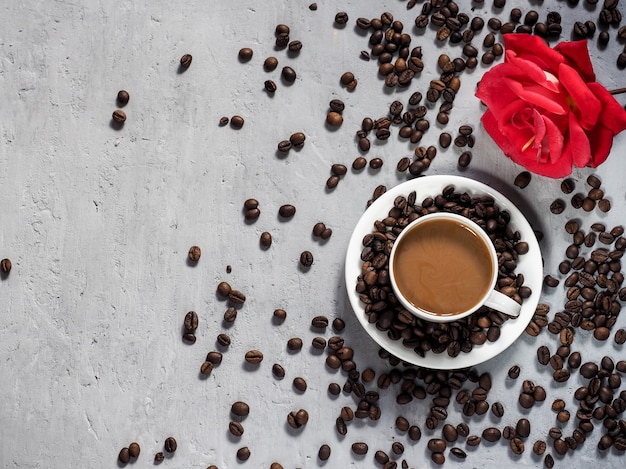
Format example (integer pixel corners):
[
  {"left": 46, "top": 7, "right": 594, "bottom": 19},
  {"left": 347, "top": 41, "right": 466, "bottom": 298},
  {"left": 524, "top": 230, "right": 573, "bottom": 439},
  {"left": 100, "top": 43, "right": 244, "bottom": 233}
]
[{"left": 389, "top": 212, "right": 521, "bottom": 322}]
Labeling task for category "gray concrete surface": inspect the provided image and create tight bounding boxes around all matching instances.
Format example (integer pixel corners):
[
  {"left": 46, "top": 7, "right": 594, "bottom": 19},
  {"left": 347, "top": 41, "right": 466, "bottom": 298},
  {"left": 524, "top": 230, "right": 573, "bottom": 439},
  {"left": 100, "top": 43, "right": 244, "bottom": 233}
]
[{"left": 1, "top": 0, "right": 626, "bottom": 467}]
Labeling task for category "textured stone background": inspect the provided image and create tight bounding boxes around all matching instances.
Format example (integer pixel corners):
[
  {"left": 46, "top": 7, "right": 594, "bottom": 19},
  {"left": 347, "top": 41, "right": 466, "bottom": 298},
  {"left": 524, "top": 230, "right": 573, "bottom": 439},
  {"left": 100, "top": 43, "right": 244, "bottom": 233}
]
[{"left": 1, "top": 0, "right": 626, "bottom": 467}]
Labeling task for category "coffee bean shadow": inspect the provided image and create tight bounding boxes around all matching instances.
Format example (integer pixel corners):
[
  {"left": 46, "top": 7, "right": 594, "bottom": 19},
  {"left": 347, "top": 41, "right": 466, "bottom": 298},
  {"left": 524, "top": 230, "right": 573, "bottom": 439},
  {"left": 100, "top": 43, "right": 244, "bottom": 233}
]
[
  {"left": 275, "top": 149, "right": 290, "bottom": 159},
  {"left": 185, "top": 257, "right": 199, "bottom": 268},
  {"left": 226, "top": 429, "right": 242, "bottom": 443},
  {"left": 241, "top": 362, "right": 261, "bottom": 372},
  {"left": 280, "top": 75, "right": 296, "bottom": 87},
  {"left": 308, "top": 345, "right": 324, "bottom": 356},
  {"left": 271, "top": 316, "right": 286, "bottom": 326},
  {"left": 283, "top": 421, "right": 305, "bottom": 436},
  {"left": 298, "top": 263, "right": 312, "bottom": 273},
  {"left": 286, "top": 50, "right": 300, "bottom": 59},
  {"left": 116, "top": 459, "right": 127, "bottom": 468},
  {"left": 198, "top": 371, "right": 210, "bottom": 380},
  {"left": 176, "top": 64, "right": 189, "bottom": 75},
  {"left": 324, "top": 122, "right": 341, "bottom": 132},
  {"left": 109, "top": 119, "right": 124, "bottom": 131},
  {"left": 0, "top": 271, "right": 8, "bottom": 281},
  {"left": 222, "top": 319, "right": 235, "bottom": 329},
  {"left": 273, "top": 45, "right": 288, "bottom": 53},
  {"left": 352, "top": 25, "right": 369, "bottom": 37}
]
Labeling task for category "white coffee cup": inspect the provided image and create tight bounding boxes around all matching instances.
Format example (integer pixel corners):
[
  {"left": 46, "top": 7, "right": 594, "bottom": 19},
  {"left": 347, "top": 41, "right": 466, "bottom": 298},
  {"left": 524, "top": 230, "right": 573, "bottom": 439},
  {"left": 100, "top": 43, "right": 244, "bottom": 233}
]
[{"left": 388, "top": 212, "right": 522, "bottom": 323}]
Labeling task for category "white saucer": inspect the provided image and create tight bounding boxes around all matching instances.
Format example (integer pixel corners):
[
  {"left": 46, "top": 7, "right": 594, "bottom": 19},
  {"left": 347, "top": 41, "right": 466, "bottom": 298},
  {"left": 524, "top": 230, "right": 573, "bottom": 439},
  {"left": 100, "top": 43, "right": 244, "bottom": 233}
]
[{"left": 344, "top": 175, "right": 543, "bottom": 369}]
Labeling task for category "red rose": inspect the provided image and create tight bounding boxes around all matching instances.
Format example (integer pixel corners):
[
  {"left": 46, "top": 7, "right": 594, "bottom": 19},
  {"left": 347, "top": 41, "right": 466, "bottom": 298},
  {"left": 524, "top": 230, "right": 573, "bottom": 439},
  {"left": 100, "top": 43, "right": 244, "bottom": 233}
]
[{"left": 475, "top": 34, "right": 626, "bottom": 178}]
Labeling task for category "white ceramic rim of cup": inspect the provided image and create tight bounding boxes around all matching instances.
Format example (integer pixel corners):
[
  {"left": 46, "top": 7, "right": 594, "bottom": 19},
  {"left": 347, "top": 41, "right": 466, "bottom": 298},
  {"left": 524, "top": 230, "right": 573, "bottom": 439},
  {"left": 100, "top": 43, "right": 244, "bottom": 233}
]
[{"left": 388, "top": 212, "right": 498, "bottom": 323}]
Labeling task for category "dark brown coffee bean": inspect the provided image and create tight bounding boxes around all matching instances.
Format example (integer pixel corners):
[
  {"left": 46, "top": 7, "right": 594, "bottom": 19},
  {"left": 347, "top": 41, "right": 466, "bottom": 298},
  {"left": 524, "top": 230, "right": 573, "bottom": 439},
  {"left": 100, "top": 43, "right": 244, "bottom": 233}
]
[
  {"left": 491, "top": 401, "right": 504, "bottom": 418},
  {"left": 351, "top": 442, "right": 368, "bottom": 455},
  {"left": 154, "top": 452, "right": 164, "bottom": 462},
  {"left": 550, "top": 199, "right": 566, "bottom": 214},
  {"left": 260, "top": 231, "right": 272, "bottom": 248},
  {"left": 519, "top": 393, "right": 535, "bottom": 409},
  {"left": 164, "top": 437, "right": 177, "bottom": 453},
  {"left": 282, "top": 66, "right": 297, "bottom": 83},
  {"left": 458, "top": 151, "right": 472, "bottom": 168},
  {"left": 553, "top": 369, "right": 570, "bottom": 382},
  {"left": 184, "top": 311, "right": 199, "bottom": 332},
  {"left": 229, "top": 420, "right": 244, "bottom": 437},
  {"left": 238, "top": 47, "right": 253, "bottom": 62},
  {"left": 512, "top": 171, "right": 531, "bottom": 188},
  {"left": 508, "top": 365, "right": 521, "bottom": 379},
  {"left": 293, "top": 376, "right": 307, "bottom": 392},
  {"left": 300, "top": 250, "right": 314, "bottom": 267},
  {"left": 318, "top": 444, "right": 331, "bottom": 461},
  {"left": 545, "top": 453, "right": 554, "bottom": 468},
  {"left": 287, "top": 337, "right": 303, "bottom": 351},
  {"left": 207, "top": 351, "right": 223, "bottom": 365},
  {"left": 200, "top": 360, "right": 214, "bottom": 375},
  {"left": 482, "top": 427, "right": 501, "bottom": 442},
  {"left": 326, "top": 111, "right": 343, "bottom": 127},
  {"left": 236, "top": 447, "right": 251, "bottom": 461},
  {"left": 335, "top": 11, "right": 349, "bottom": 25},
  {"left": 244, "top": 350, "right": 263, "bottom": 364},
  {"left": 537, "top": 345, "right": 550, "bottom": 365},
  {"left": 264, "top": 56, "right": 278, "bottom": 71},
  {"left": 179, "top": 54, "right": 192, "bottom": 69},
  {"left": 112, "top": 109, "right": 126, "bottom": 124},
  {"left": 615, "top": 328, "right": 626, "bottom": 344},
  {"left": 119, "top": 447, "right": 130, "bottom": 463},
  {"left": 217, "top": 333, "right": 231, "bottom": 347},
  {"left": 230, "top": 115, "right": 245, "bottom": 129},
  {"left": 278, "top": 204, "right": 296, "bottom": 218},
  {"left": 516, "top": 418, "right": 531, "bottom": 438},
  {"left": 228, "top": 289, "right": 246, "bottom": 305},
  {"left": 427, "top": 438, "right": 446, "bottom": 452}
]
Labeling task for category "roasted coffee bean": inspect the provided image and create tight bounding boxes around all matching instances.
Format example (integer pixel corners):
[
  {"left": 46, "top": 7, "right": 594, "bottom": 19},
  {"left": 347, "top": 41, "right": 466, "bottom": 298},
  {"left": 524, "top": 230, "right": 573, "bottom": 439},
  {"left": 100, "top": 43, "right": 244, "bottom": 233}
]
[
  {"left": 282, "top": 66, "right": 297, "bottom": 83},
  {"left": 615, "top": 328, "right": 626, "bottom": 344},
  {"left": 260, "top": 231, "right": 272, "bottom": 248},
  {"left": 164, "top": 437, "right": 177, "bottom": 453},
  {"left": 223, "top": 307, "right": 237, "bottom": 323},
  {"left": 154, "top": 452, "right": 164, "bottom": 462},
  {"left": 230, "top": 115, "right": 245, "bottom": 129},
  {"left": 207, "top": 351, "right": 223, "bottom": 365},
  {"left": 335, "top": 11, "right": 349, "bottom": 25},
  {"left": 510, "top": 437, "right": 525, "bottom": 455},
  {"left": 287, "top": 337, "right": 303, "bottom": 351},
  {"left": 238, "top": 47, "right": 253, "bottom": 61},
  {"left": 508, "top": 365, "right": 521, "bottom": 379},
  {"left": 200, "top": 360, "right": 213, "bottom": 375},
  {"left": 264, "top": 56, "right": 278, "bottom": 71},
  {"left": 442, "top": 423, "right": 458, "bottom": 442},
  {"left": 427, "top": 438, "right": 446, "bottom": 452},
  {"left": 300, "top": 250, "right": 314, "bottom": 267},
  {"left": 351, "top": 442, "right": 368, "bottom": 455},
  {"left": 289, "top": 132, "right": 306, "bottom": 147},
  {"left": 179, "top": 54, "right": 192, "bottom": 68},
  {"left": 491, "top": 401, "right": 504, "bottom": 418},
  {"left": 326, "top": 111, "right": 343, "bottom": 127},
  {"left": 217, "top": 333, "right": 231, "bottom": 347},
  {"left": 273, "top": 308, "right": 287, "bottom": 322},
  {"left": 512, "top": 171, "right": 532, "bottom": 188},
  {"left": 244, "top": 350, "right": 263, "bottom": 364},
  {"left": 112, "top": 109, "right": 127, "bottom": 124},
  {"left": 184, "top": 311, "right": 199, "bottom": 332},
  {"left": 278, "top": 204, "right": 296, "bottom": 218},
  {"left": 537, "top": 345, "right": 550, "bottom": 365},
  {"left": 236, "top": 447, "right": 251, "bottom": 461},
  {"left": 458, "top": 151, "right": 472, "bottom": 168},
  {"left": 550, "top": 199, "right": 566, "bottom": 214},
  {"left": 482, "top": 427, "right": 501, "bottom": 442},
  {"left": 516, "top": 418, "right": 531, "bottom": 438},
  {"left": 545, "top": 453, "right": 555, "bottom": 468},
  {"left": 318, "top": 444, "right": 331, "bottom": 461},
  {"left": 229, "top": 421, "right": 244, "bottom": 437},
  {"left": 519, "top": 393, "right": 535, "bottom": 409},
  {"left": 293, "top": 377, "right": 307, "bottom": 392},
  {"left": 228, "top": 290, "right": 246, "bottom": 304},
  {"left": 119, "top": 447, "right": 131, "bottom": 463}
]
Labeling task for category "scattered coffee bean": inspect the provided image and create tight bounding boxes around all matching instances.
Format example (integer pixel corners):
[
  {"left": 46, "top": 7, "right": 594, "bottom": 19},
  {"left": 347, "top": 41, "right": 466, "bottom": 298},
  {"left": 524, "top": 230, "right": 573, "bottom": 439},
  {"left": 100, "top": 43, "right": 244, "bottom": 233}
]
[
  {"left": 116, "top": 90, "right": 129, "bottom": 107},
  {"left": 508, "top": 365, "right": 521, "bottom": 379},
  {"left": 238, "top": 47, "right": 253, "bottom": 61},
  {"left": 164, "top": 437, "right": 177, "bottom": 453},
  {"left": 293, "top": 376, "right": 307, "bottom": 392},
  {"left": 278, "top": 204, "right": 296, "bottom": 218},
  {"left": 244, "top": 350, "right": 263, "bottom": 364},
  {"left": 300, "top": 250, "right": 314, "bottom": 267},
  {"left": 326, "top": 111, "right": 344, "bottom": 126},
  {"left": 282, "top": 66, "right": 297, "bottom": 83},
  {"left": 230, "top": 115, "right": 244, "bottom": 129},
  {"left": 318, "top": 444, "right": 331, "bottom": 460},
  {"left": 188, "top": 245, "right": 201, "bottom": 262},
  {"left": 154, "top": 452, "right": 164, "bottom": 462},
  {"left": 351, "top": 442, "right": 368, "bottom": 455},
  {"left": 236, "top": 447, "right": 251, "bottom": 461},
  {"left": 112, "top": 109, "right": 126, "bottom": 123},
  {"left": 514, "top": 171, "right": 531, "bottom": 188},
  {"left": 272, "top": 363, "right": 285, "bottom": 379},
  {"left": 179, "top": 54, "right": 192, "bottom": 68},
  {"left": 119, "top": 447, "right": 130, "bottom": 464}
]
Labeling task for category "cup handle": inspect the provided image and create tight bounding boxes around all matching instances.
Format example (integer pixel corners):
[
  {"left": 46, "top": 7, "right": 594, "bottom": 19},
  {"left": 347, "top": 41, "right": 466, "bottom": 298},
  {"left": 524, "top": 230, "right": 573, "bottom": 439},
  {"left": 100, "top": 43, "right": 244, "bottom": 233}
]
[{"left": 483, "top": 290, "right": 522, "bottom": 318}]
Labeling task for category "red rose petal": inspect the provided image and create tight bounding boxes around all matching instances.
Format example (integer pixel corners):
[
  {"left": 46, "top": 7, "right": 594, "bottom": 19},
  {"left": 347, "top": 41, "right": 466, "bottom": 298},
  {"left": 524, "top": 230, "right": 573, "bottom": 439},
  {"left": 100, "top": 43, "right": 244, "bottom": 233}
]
[
  {"left": 558, "top": 63, "right": 601, "bottom": 130},
  {"left": 587, "top": 83, "right": 626, "bottom": 135},
  {"left": 587, "top": 125, "right": 614, "bottom": 167},
  {"left": 566, "top": 112, "right": 592, "bottom": 168},
  {"left": 503, "top": 34, "right": 565, "bottom": 75},
  {"left": 554, "top": 40, "right": 596, "bottom": 83},
  {"left": 503, "top": 77, "right": 568, "bottom": 115}
]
